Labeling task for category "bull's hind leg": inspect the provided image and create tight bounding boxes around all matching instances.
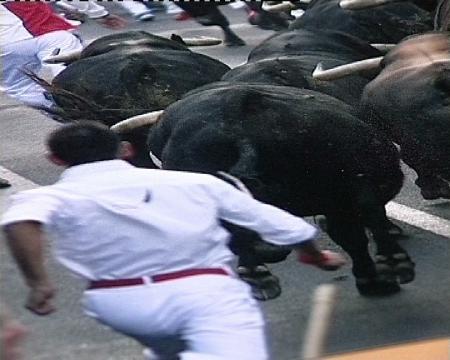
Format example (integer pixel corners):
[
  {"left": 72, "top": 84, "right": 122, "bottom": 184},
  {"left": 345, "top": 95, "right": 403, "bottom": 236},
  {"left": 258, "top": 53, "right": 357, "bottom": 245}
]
[
  {"left": 363, "top": 206, "right": 415, "bottom": 285},
  {"left": 326, "top": 212, "right": 400, "bottom": 296}
]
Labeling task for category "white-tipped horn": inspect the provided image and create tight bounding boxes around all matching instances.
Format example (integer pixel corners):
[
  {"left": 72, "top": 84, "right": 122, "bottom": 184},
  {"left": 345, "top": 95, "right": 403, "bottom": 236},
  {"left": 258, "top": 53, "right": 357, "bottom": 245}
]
[
  {"left": 339, "top": 0, "right": 402, "bottom": 10},
  {"left": 110, "top": 110, "right": 164, "bottom": 133},
  {"left": 312, "top": 56, "right": 383, "bottom": 81},
  {"left": 262, "top": 1, "right": 298, "bottom": 12},
  {"left": 370, "top": 43, "right": 396, "bottom": 52},
  {"left": 182, "top": 36, "right": 222, "bottom": 46},
  {"left": 43, "top": 49, "right": 82, "bottom": 64}
]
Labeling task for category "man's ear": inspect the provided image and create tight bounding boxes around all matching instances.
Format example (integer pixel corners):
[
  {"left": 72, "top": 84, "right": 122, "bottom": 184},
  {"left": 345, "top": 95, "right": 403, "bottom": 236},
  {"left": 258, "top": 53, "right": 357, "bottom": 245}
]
[
  {"left": 46, "top": 153, "right": 67, "bottom": 167},
  {"left": 118, "top": 141, "right": 136, "bottom": 160}
]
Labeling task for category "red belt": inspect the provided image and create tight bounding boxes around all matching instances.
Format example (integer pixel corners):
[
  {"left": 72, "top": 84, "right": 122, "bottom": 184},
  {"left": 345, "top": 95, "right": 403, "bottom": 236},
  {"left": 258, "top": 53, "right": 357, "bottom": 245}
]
[{"left": 88, "top": 268, "right": 229, "bottom": 290}]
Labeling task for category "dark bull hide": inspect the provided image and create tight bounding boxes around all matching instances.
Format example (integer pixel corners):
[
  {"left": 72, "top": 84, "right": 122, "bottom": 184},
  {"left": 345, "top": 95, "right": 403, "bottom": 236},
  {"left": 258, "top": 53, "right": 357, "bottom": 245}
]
[
  {"left": 247, "top": 28, "right": 383, "bottom": 62},
  {"left": 146, "top": 83, "right": 414, "bottom": 296},
  {"left": 51, "top": 48, "right": 229, "bottom": 124},
  {"left": 223, "top": 29, "right": 383, "bottom": 106},
  {"left": 290, "top": 0, "right": 433, "bottom": 43},
  {"left": 435, "top": 0, "right": 450, "bottom": 29},
  {"left": 79, "top": 30, "right": 191, "bottom": 58},
  {"left": 48, "top": 31, "right": 229, "bottom": 123},
  {"left": 360, "top": 33, "right": 450, "bottom": 200}
]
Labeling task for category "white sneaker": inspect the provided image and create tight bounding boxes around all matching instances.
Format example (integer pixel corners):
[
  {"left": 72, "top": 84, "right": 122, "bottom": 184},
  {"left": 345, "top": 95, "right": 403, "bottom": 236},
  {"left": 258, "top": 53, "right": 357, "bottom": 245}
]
[
  {"left": 136, "top": 11, "right": 155, "bottom": 21},
  {"left": 229, "top": 1, "right": 246, "bottom": 9}
]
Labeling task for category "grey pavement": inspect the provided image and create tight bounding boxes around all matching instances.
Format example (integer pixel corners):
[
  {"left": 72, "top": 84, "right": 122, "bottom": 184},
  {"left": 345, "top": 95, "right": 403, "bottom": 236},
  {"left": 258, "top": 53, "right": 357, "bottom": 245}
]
[{"left": 2, "top": 4, "right": 450, "bottom": 360}]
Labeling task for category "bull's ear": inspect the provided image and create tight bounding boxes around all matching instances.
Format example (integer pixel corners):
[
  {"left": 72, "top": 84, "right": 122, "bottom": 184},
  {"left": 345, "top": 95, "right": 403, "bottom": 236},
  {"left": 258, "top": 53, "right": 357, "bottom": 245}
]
[
  {"left": 433, "top": 67, "right": 450, "bottom": 95},
  {"left": 170, "top": 34, "right": 187, "bottom": 45}
]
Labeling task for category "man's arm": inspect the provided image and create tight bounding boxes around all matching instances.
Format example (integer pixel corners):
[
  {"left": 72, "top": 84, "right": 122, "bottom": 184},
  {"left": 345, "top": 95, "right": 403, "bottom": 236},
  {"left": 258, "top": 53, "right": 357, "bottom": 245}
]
[
  {"left": 210, "top": 177, "right": 346, "bottom": 270},
  {"left": 3, "top": 221, "right": 55, "bottom": 316},
  {"left": 58, "top": 0, "right": 126, "bottom": 29}
]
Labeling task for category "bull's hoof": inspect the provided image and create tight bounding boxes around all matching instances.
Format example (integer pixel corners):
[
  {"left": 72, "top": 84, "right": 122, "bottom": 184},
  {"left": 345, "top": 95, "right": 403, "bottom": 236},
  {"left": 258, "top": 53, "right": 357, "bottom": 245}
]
[
  {"left": 237, "top": 265, "right": 281, "bottom": 301},
  {"left": 392, "top": 253, "right": 415, "bottom": 284},
  {"left": 386, "top": 220, "right": 404, "bottom": 237},
  {"left": 375, "top": 253, "right": 415, "bottom": 284},
  {"left": 356, "top": 276, "right": 400, "bottom": 297}
]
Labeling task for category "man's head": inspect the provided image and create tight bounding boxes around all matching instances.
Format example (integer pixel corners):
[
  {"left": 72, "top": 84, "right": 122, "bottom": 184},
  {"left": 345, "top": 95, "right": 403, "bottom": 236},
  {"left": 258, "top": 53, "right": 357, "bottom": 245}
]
[{"left": 46, "top": 121, "right": 121, "bottom": 167}]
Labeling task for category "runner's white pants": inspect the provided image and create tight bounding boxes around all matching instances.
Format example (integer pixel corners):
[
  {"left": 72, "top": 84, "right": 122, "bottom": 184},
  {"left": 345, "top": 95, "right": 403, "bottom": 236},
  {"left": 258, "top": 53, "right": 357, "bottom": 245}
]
[
  {"left": 0, "top": 30, "right": 82, "bottom": 108},
  {"left": 118, "top": 0, "right": 153, "bottom": 16},
  {"left": 82, "top": 274, "right": 269, "bottom": 360}
]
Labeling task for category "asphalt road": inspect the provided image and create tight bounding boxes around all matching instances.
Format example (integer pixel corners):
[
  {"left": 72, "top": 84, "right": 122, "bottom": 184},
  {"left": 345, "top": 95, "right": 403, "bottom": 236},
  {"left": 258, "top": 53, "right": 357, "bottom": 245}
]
[{"left": 1, "top": 4, "right": 450, "bottom": 360}]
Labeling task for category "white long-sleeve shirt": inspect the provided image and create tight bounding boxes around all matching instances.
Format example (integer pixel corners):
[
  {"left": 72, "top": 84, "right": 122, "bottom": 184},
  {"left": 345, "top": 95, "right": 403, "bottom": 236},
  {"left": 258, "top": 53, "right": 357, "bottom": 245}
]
[
  {"left": 0, "top": 0, "right": 108, "bottom": 45},
  {"left": 1, "top": 160, "right": 318, "bottom": 281}
]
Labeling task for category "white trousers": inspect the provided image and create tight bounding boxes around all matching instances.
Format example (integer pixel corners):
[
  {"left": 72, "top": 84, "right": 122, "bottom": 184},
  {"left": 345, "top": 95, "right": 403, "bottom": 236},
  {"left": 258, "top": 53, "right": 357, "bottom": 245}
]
[
  {"left": 118, "top": 0, "right": 153, "bottom": 16},
  {"left": 83, "top": 275, "right": 268, "bottom": 360},
  {"left": 0, "top": 30, "right": 82, "bottom": 108}
]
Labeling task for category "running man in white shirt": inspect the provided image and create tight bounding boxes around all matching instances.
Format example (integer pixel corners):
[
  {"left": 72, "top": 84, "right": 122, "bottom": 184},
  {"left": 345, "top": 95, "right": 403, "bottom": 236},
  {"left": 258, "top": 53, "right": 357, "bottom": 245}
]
[
  {"left": 0, "top": 1, "right": 126, "bottom": 109},
  {"left": 1, "top": 122, "right": 346, "bottom": 360}
]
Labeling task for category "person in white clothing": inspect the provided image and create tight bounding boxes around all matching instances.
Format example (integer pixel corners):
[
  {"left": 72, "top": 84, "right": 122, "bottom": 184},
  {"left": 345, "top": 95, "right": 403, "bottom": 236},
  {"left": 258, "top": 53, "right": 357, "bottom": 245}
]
[
  {"left": 0, "top": 1, "right": 126, "bottom": 109},
  {"left": 1, "top": 122, "right": 346, "bottom": 360},
  {"left": 117, "top": 0, "right": 155, "bottom": 21}
]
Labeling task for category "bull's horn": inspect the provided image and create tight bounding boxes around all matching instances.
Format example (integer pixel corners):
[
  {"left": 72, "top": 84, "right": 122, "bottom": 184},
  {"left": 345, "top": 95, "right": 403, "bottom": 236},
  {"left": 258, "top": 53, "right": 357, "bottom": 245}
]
[
  {"left": 339, "top": 0, "right": 403, "bottom": 10},
  {"left": 370, "top": 43, "right": 396, "bottom": 52},
  {"left": 262, "top": 1, "right": 299, "bottom": 12},
  {"left": 181, "top": 36, "right": 222, "bottom": 46},
  {"left": 312, "top": 56, "right": 383, "bottom": 81},
  {"left": 43, "top": 49, "right": 82, "bottom": 64},
  {"left": 110, "top": 110, "right": 164, "bottom": 133}
]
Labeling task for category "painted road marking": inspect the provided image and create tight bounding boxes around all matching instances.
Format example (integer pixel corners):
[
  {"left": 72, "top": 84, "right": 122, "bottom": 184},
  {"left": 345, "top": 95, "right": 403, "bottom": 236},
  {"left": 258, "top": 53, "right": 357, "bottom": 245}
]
[
  {"left": 386, "top": 202, "right": 450, "bottom": 238},
  {"left": 1, "top": 165, "right": 450, "bottom": 239}
]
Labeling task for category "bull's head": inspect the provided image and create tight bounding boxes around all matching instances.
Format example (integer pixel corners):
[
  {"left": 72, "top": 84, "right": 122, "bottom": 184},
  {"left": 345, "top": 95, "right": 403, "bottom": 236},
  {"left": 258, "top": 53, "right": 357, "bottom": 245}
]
[{"left": 313, "top": 33, "right": 450, "bottom": 80}]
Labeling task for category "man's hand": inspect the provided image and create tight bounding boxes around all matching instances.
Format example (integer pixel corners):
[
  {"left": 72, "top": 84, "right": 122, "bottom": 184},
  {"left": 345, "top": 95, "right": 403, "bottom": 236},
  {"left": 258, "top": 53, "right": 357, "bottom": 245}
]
[
  {"left": 96, "top": 14, "right": 127, "bottom": 30},
  {"left": 26, "top": 284, "right": 55, "bottom": 316},
  {"left": 298, "top": 250, "right": 346, "bottom": 271}
]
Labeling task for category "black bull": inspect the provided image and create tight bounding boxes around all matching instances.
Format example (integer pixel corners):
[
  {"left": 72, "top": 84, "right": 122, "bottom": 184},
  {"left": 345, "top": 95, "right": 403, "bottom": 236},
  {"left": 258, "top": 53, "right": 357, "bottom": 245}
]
[
  {"left": 290, "top": 0, "right": 433, "bottom": 43},
  {"left": 223, "top": 29, "right": 384, "bottom": 106},
  {"left": 145, "top": 83, "right": 415, "bottom": 296}
]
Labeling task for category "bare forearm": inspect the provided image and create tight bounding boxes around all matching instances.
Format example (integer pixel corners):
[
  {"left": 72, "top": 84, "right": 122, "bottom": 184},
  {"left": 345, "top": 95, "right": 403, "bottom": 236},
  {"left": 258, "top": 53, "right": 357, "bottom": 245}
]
[{"left": 4, "top": 222, "right": 50, "bottom": 288}]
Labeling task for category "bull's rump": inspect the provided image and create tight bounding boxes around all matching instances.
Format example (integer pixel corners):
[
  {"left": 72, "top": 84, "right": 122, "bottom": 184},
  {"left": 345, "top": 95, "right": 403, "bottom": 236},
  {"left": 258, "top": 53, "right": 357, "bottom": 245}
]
[{"left": 149, "top": 84, "right": 402, "bottom": 213}]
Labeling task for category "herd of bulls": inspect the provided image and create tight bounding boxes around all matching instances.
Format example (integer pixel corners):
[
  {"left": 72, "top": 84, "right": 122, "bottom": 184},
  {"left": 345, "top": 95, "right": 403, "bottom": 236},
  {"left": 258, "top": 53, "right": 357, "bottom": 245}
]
[{"left": 41, "top": 0, "right": 450, "bottom": 300}]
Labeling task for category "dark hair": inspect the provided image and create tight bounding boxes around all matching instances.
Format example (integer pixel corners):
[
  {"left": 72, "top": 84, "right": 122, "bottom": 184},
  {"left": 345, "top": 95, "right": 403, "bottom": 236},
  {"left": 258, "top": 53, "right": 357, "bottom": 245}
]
[{"left": 46, "top": 121, "right": 120, "bottom": 166}]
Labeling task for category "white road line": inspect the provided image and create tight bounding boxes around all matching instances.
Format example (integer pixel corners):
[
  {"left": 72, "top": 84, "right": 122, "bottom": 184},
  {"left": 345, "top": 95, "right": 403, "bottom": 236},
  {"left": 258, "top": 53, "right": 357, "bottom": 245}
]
[
  {"left": 386, "top": 202, "right": 450, "bottom": 238},
  {"left": 2, "top": 166, "right": 450, "bottom": 238}
]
